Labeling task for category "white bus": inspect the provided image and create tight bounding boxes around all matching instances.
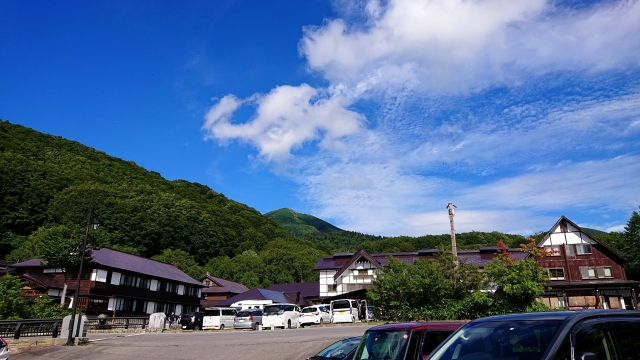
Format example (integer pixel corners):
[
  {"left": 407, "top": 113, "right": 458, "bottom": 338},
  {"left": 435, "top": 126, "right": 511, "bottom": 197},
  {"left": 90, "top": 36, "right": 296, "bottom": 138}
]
[
  {"left": 262, "top": 303, "right": 300, "bottom": 329},
  {"left": 330, "top": 299, "right": 360, "bottom": 323},
  {"left": 202, "top": 307, "right": 237, "bottom": 330}
]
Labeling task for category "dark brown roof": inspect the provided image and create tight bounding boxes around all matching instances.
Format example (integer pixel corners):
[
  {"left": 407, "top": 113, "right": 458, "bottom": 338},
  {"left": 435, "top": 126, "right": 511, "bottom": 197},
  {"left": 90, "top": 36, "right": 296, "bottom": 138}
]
[
  {"left": 20, "top": 272, "right": 65, "bottom": 290},
  {"left": 333, "top": 249, "right": 382, "bottom": 280},
  {"left": 12, "top": 248, "right": 204, "bottom": 287},
  {"left": 200, "top": 274, "right": 248, "bottom": 294},
  {"left": 269, "top": 282, "right": 320, "bottom": 298},
  {"left": 314, "top": 248, "right": 527, "bottom": 271}
]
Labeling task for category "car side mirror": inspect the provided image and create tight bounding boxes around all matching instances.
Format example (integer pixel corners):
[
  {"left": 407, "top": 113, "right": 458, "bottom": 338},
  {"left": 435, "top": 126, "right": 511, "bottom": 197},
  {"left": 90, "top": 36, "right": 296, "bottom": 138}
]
[{"left": 580, "top": 352, "right": 597, "bottom": 360}]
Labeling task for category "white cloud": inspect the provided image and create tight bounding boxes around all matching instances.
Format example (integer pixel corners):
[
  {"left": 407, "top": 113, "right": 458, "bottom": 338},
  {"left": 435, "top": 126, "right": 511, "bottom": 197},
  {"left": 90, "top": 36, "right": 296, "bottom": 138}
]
[
  {"left": 202, "top": 84, "right": 365, "bottom": 162},
  {"left": 301, "top": 0, "right": 640, "bottom": 93}
]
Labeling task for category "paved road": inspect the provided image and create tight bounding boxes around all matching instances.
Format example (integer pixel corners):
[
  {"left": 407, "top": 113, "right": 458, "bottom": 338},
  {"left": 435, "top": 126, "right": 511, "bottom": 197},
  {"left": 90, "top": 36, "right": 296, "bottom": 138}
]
[{"left": 12, "top": 325, "right": 374, "bottom": 360}]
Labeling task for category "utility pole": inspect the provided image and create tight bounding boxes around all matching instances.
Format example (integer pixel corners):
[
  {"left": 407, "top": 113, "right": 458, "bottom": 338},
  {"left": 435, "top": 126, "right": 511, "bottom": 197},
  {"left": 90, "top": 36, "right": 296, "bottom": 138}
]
[{"left": 447, "top": 203, "right": 458, "bottom": 267}]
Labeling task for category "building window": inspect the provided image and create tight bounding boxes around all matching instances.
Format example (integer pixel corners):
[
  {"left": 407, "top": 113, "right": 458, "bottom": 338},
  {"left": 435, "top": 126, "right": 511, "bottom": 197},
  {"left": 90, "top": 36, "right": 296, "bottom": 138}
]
[
  {"left": 120, "top": 274, "right": 151, "bottom": 289},
  {"left": 548, "top": 268, "right": 565, "bottom": 280},
  {"left": 329, "top": 284, "right": 337, "bottom": 291},
  {"left": 88, "top": 298, "right": 109, "bottom": 310},
  {"left": 580, "top": 266, "right": 612, "bottom": 279},
  {"left": 156, "top": 280, "right": 178, "bottom": 293},
  {"left": 154, "top": 302, "right": 176, "bottom": 315},
  {"left": 115, "top": 298, "right": 148, "bottom": 313},
  {"left": 597, "top": 267, "right": 613, "bottom": 278},
  {"left": 545, "top": 246, "right": 562, "bottom": 256},
  {"left": 576, "top": 244, "right": 592, "bottom": 255},
  {"left": 185, "top": 286, "right": 198, "bottom": 297}
]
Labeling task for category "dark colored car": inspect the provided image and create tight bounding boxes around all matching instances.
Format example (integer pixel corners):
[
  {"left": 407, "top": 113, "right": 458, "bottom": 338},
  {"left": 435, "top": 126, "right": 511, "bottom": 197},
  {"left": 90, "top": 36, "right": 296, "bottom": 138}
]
[
  {"left": 353, "top": 321, "right": 466, "bottom": 360},
  {"left": 308, "top": 336, "right": 362, "bottom": 360},
  {"left": 180, "top": 311, "right": 204, "bottom": 330},
  {"left": 428, "top": 310, "right": 640, "bottom": 360}
]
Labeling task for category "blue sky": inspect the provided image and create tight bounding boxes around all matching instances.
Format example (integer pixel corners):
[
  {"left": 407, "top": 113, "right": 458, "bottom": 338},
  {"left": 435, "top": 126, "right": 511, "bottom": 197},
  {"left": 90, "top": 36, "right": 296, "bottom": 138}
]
[{"left": 1, "top": 0, "right": 639, "bottom": 237}]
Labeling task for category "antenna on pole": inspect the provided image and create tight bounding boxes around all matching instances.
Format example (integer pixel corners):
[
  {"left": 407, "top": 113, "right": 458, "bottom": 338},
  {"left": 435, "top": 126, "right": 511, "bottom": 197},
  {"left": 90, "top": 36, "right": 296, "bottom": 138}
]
[{"left": 447, "top": 203, "right": 458, "bottom": 267}]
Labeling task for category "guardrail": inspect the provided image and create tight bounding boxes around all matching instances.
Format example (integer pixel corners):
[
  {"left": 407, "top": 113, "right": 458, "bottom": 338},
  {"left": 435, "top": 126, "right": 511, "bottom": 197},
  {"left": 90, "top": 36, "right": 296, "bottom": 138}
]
[
  {"left": 0, "top": 316, "right": 155, "bottom": 339},
  {"left": 0, "top": 319, "right": 62, "bottom": 339}
]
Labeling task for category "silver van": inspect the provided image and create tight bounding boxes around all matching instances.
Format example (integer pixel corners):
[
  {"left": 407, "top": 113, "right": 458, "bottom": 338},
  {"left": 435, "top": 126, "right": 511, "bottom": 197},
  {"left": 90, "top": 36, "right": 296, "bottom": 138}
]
[
  {"left": 202, "top": 307, "right": 237, "bottom": 330},
  {"left": 233, "top": 308, "right": 263, "bottom": 330}
]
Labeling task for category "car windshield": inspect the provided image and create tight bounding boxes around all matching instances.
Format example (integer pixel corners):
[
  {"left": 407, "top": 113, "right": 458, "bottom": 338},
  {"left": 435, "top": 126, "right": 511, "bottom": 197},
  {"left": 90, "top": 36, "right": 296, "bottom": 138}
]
[
  {"left": 263, "top": 305, "right": 283, "bottom": 316},
  {"left": 429, "top": 320, "right": 562, "bottom": 360},
  {"left": 316, "top": 337, "right": 362, "bottom": 359},
  {"left": 302, "top": 307, "right": 318, "bottom": 313},
  {"left": 332, "top": 300, "right": 350, "bottom": 310},
  {"left": 353, "top": 330, "right": 411, "bottom": 360}
]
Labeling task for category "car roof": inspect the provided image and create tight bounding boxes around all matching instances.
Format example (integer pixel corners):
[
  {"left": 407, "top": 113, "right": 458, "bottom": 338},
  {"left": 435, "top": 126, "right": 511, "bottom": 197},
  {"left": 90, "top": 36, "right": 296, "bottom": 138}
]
[
  {"left": 468, "top": 310, "right": 640, "bottom": 325},
  {"left": 368, "top": 321, "right": 467, "bottom": 332}
]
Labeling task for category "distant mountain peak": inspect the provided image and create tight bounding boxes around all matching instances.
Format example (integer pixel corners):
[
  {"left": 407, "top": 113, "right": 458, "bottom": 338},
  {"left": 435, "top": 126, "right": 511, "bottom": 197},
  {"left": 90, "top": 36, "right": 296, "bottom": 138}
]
[{"left": 265, "top": 208, "right": 343, "bottom": 236}]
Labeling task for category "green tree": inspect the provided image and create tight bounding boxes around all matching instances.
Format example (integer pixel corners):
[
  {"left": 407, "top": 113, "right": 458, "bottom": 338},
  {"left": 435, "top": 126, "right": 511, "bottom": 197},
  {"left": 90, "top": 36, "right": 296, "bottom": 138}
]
[
  {"left": 483, "top": 240, "right": 548, "bottom": 313},
  {"left": 0, "top": 274, "right": 32, "bottom": 319},
  {"left": 152, "top": 248, "right": 203, "bottom": 280},
  {"left": 37, "top": 225, "right": 93, "bottom": 307}
]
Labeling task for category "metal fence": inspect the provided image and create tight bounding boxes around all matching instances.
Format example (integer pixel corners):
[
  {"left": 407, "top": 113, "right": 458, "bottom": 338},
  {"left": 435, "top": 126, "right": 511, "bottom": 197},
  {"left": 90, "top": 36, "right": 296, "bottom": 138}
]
[{"left": 0, "top": 316, "right": 154, "bottom": 339}]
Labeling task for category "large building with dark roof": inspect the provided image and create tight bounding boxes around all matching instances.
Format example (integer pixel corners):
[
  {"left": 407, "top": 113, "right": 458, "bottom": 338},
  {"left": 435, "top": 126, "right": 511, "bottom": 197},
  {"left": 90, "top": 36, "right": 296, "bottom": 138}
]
[
  {"left": 200, "top": 273, "right": 249, "bottom": 307},
  {"left": 11, "top": 248, "right": 205, "bottom": 317},
  {"left": 314, "top": 247, "right": 527, "bottom": 299}
]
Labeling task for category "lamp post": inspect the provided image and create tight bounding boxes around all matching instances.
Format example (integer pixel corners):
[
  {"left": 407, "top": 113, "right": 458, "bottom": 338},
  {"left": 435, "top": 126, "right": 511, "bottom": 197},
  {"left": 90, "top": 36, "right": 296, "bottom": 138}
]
[{"left": 66, "top": 207, "right": 99, "bottom": 346}]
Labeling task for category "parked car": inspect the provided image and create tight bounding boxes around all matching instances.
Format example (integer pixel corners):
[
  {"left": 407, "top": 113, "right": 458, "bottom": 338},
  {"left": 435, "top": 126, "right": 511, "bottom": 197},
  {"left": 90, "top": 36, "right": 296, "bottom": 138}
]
[
  {"left": 180, "top": 311, "right": 204, "bottom": 330},
  {"left": 262, "top": 303, "right": 301, "bottom": 329},
  {"left": 0, "top": 337, "right": 9, "bottom": 360},
  {"left": 330, "top": 299, "right": 360, "bottom": 324},
  {"left": 300, "top": 304, "right": 331, "bottom": 327},
  {"left": 307, "top": 336, "right": 362, "bottom": 360},
  {"left": 234, "top": 309, "right": 263, "bottom": 330},
  {"left": 428, "top": 310, "right": 640, "bottom": 360},
  {"left": 365, "top": 306, "right": 376, "bottom": 322},
  {"left": 352, "top": 321, "right": 466, "bottom": 360},
  {"left": 203, "top": 307, "right": 236, "bottom": 330}
]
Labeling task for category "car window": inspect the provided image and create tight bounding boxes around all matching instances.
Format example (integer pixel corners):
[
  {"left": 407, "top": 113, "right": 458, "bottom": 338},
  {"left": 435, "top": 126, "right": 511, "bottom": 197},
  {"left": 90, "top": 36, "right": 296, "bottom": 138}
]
[
  {"left": 333, "top": 300, "right": 351, "bottom": 309},
  {"left": 354, "top": 330, "right": 411, "bottom": 360},
  {"left": 574, "top": 323, "right": 615, "bottom": 360},
  {"left": 264, "top": 305, "right": 283, "bottom": 315},
  {"left": 237, "top": 311, "right": 251, "bottom": 317},
  {"left": 317, "top": 337, "right": 362, "bottom": 359},
  {"left": 253, "top": 310, "right": 263, "bottom": 316},
  {"left": 429, "top": 320, "right": 561, "bottom": 360},
  {"left": 550, "top": 334, "right": 571, "bottom": 360},
  {"left": 302, "top": 307, "right": 318, "bottom": 313},
  {"left": 422, "top": 331, "right": 454, "bottom": 356},
  {"left": 204, "top": 309, "right": 220, "bottom": 316},
  {"left": 607, "top": 320, "right": 640, "bottom": 359}
]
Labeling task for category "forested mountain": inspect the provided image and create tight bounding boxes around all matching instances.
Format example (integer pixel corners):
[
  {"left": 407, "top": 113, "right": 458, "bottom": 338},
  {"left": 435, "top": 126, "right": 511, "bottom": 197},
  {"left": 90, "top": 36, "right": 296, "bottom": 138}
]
[
  {"left": 0, "top": 120, "right": 324, "bottom": 285},
  {"left": 267, "top": 207, "right": 532, "bottom": 254},
  {"left": 264, "top": 208, "right": 343, "bottom": 236}
]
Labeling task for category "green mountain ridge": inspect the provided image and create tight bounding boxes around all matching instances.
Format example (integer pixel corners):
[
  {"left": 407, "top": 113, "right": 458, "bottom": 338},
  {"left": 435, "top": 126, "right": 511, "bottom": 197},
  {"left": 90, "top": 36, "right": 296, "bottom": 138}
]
[
  {"left": 264, "top": 208, "right": 343, "bottom": 237},
  {"left": 0, "top": 120, "right": 290, "bottom": 263}
]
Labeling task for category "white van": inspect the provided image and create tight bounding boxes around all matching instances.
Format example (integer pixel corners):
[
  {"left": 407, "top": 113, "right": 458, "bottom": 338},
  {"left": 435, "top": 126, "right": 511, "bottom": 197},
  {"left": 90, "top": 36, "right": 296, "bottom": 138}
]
[
  {"left": 330, "top": 299, "right": 360, "bottom": 323},
  {"left": 202, "top": 307, "right": 237, "bottom": 330},
  {"left": 262, "top": 303, "right": 300, "bottom": 329}
]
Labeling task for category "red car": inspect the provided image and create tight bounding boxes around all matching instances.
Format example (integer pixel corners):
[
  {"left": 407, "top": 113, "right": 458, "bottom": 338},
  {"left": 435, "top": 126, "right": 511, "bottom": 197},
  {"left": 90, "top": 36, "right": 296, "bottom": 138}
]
[{"left": 352, "top": 321, "right": 466, "bottom": 360}]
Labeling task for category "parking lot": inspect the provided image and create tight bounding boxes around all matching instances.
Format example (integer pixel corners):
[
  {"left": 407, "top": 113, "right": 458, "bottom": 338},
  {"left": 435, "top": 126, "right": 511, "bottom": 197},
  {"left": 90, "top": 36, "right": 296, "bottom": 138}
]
[{"left": 11, "top": 324, "right": 373, "bottom": 360}]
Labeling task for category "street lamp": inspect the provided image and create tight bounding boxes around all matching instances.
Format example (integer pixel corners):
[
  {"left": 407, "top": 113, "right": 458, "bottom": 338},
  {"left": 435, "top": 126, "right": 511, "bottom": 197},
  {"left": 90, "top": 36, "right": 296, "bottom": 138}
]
[{"left": 66, "top": 207, "right": 99, "bottom": 346}]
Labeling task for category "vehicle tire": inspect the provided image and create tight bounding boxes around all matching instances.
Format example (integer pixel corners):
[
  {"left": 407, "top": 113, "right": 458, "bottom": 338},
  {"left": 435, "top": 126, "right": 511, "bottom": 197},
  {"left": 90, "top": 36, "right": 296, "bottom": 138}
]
[
  {"left": 351, "top": 316, "right": 355, "bottom": 323},
  {"left": 194, "top": 325, "right": 201, "bottom": 331},
  {"left": 220, "top": 324, "right": 225, "bottom": 331},
  {"left": 287, "top": 320, "right": 292, "bottom": 329},
  {"left": 319, "top": 318, "right": 324, "bottom": 325},
  {"left": 252, "top": 322, "right": 258, "bottom": 330}
]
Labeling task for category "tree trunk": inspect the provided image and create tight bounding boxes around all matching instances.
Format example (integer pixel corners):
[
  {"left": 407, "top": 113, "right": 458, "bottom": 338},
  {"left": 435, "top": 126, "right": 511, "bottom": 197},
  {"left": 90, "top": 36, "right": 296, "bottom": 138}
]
[{"left": 60, "top": 281, "right": 68, "bottom": 307}]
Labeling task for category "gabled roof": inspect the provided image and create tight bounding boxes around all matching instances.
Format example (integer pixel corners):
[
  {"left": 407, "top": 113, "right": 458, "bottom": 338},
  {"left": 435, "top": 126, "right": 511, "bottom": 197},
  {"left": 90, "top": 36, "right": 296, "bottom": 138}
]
[
  {"left": 333, "top": 249, "right": 383, "bottom": 280},
  {"left": 269, "top": 282, "right": 320, "bottom": 298},
  {"left": 20, "top": 271, "right": 65, "bottom": 290},
  {"left": 216, "top": 288, "right": 290, "bottom": 307},
  {"left": 201, "top": 274, "right": 248, "bottom": 294},
  {"left": 315, "top": 248, "right": 527, "bottom": 273},
  {"left": 12, "top": 248, "right": 204, "bottom": 287},
  {"left": 539, "top": 215, "right": 624, "bottom": 261}
]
